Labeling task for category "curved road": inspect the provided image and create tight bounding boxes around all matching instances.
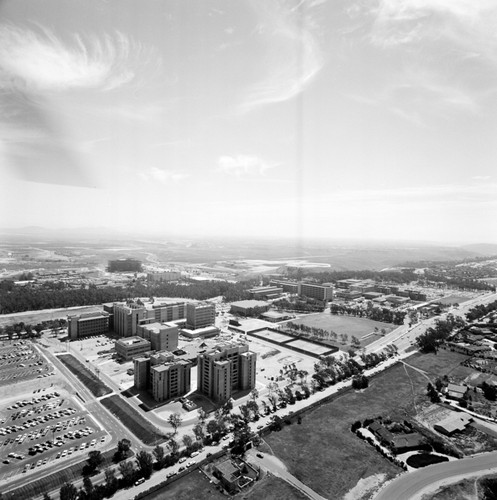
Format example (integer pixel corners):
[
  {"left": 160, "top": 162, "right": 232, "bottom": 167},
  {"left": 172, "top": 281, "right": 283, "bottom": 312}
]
[{"left": 375, "top": 451, "right": 497, "bottom": 500}]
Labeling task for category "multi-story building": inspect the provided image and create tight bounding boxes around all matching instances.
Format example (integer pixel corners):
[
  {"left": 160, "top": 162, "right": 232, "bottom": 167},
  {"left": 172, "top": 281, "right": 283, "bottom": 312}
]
[
  {"left": 186, "top": 302, "right": 216, "bottom": 330},
  {"left": 113, "top": 302, "right": 147, "bottom": 337},
  {"left": 115, "top": 336, "right": 152, "bottom": 361},
  {"left": 136, "top": 321, "right": 179, "bottom": 352},
  {"left": 197, "top": 342, "right": 256, "bottom": 402},
  {"left": 247, "top": 286, "right": 283, "bottom": 300},
  {"left": 133, "top": 351, "right": 192, "bottom": 402},
  {"left": 269, "top": 279, "right": 300, "bottom": 294},
  {"left": 111, "top": 300, "right": 186, "bottom": 337},
  {"left": 147, "top": 271, "right": 181, "bottom": 282},
  {"left": 299, "top": 282, "right": 334, "bottom": 302},
  {"left": 67, "top": 311, "right": 110, "bottom": 340}
]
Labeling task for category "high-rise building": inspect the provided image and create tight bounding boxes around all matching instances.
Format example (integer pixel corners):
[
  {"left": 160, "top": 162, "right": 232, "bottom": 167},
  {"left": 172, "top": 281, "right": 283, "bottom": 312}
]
[
  {"left": 197, "top": 342, "right": 257, "bottom": 402},
  {"left": 67, "top": 311, "right": 109, "bottom": 340},
  {"left": 113, "top": 302, "right": 147, "bottom": 337},
  {"left": 133, "top": 351, "right": 192, "bottom": 402},
  {"left": 186, "top": 302, "right": 216, "bottom": 329},
  {"left": 299, "top": 282, "right": 334, "bottom": 302},
  {"left": 112, "top": 300, "right": 186, "bottom": 337},
  {"left": 137, "top": 321, "right": 179, "bottom": 352}
]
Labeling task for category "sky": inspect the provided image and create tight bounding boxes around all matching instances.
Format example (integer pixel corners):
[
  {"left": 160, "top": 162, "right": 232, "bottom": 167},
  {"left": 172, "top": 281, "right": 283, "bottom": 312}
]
[{"left": 1, "top": 0, "right": 497, "bottom": 244}]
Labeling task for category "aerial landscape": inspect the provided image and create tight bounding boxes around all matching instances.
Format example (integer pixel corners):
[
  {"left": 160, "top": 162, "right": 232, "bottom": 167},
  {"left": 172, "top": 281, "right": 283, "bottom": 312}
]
[{"left": 2, "top": 1, "right": 497, "bottom": 500}]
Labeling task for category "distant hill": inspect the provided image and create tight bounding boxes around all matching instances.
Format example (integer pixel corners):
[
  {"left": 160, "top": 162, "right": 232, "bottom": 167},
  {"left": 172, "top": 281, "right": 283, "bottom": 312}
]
[{"left": 460, "top": 243, "right": 497, "bottom": 257}]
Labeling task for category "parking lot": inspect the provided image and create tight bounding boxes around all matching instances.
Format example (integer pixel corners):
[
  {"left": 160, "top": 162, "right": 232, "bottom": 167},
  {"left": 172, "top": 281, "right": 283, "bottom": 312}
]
[
  {"left": 0, "top": 341, "right": 54, "bottom": 386},
  {"left": 0, "top": 386, "right": 107, "bottom": 482}
]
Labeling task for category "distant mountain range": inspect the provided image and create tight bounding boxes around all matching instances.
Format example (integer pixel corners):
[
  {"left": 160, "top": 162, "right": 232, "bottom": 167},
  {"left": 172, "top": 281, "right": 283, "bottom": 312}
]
[{"left": 1, "top": 227, "right": 496, "bottom": 271}]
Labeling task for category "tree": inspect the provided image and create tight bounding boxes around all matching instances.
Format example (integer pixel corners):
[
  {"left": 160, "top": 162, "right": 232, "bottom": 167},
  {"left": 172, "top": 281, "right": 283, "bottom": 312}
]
[
  {"left": 193, "top": 423, "right": 205, "bottom": 442},
  {"left": 59, "top": 482, "right": 78, "bottom": 500},
  {"left": 168, "top": 437, "right": 180, "bottom": 455},
  {"left": 206, "top": 419, "right": 220, "bottom": 437},
  {"left": 182, "top": 434, "right": 194, "bottom": 450},
  {"left": 118, "top": 460, "right": 136, "bottom": 486},
  {"left": 250, "top": 388, "right": 259, "bottom": 401},
  {"left": 86, "top": 450, "right": 103, "bottom": 472},
  {"left": 104, "top": 468, "right": 118, "bottom": 494},
  {"left": 42, "top": 494, "right": 52, "bottom": 500},
  {"left": 135, "top": 450, "right": 154, "bottom": 479},
  {"left": 116, "top": 438, "right": 131, "bottom": 461},
  {"left": 197, "top": 408, "right": 208, "bottom": 424},
  {"left": 82, "top": 476, "right": 93, "bottom": 497},
  {"left": 168, "top": 413, "right": 182, "bottom": 435},
  {"left": 153, "top": 445, "right": 165, "bottom": 469}
]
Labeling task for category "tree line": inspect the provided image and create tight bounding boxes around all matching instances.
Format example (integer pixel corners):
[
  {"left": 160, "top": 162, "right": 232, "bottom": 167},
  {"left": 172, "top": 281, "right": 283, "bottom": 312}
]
[
  {"left": 330, "top": 302, "right": 406, "bottom": 325},
  {"left": 0, "top": 278, "right": 256, "bottom": 314}
]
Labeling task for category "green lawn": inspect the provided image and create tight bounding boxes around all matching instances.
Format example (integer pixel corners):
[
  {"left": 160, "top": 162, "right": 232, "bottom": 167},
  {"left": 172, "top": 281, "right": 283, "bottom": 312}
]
[
  {"left": 100, "top": 395, "right": 165, "bottom": 445},
  {"left": 141, "top": 470, "right": 307, "bottom": 500},
  {"left": 141, "top": 471, "right": 224, "bottom": 500},
  {"left": 264, "top": 361, "right": 431, "bottom": 499},
  {"left": 406, "top": 349, "right": 472, "bottom": 382},
  {"left": 292, "top": 313, "right": 396, "bottom": 338}
]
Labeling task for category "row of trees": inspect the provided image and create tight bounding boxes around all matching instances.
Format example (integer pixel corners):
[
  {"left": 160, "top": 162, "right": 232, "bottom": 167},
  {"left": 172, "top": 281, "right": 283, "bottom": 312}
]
[
  {"left": 273, "top": 298, "right": 325, "bottom": 313},
  {"left": 465, "top": 300, "right": 497, "bottom": 322},
  {"left": 0, "top": 319, "right": 66, "bottom": 340},
  {"left": 416, "top": 314, "right": 466, "bottom": 353}
]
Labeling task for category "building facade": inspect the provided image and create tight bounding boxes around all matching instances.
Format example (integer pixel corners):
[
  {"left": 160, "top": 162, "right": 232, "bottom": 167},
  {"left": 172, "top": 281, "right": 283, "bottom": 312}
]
[
  {"left": 186, "top": 302, "right": 216, "bottom": 329},
  {"left": 299, "top": 282, "right": 334, "bottom": 302},
  {"left": 67, "top": 311, "right": 110, "bottom": 340},
  {"left": 137, "top": 321, "right": 179, "bottom": 351},
  {"left": 133, "top": 351, "right": 192, "bottom": 402},
  {"left": 197, "top": 342, "right": 257, "bottom": 402},
  {"left": 115, "top": 336, "right": 152, "bottom": 361}
]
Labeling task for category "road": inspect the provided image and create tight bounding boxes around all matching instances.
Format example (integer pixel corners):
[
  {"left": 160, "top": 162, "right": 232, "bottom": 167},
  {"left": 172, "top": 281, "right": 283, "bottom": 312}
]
[
  {"left": 375, "top": 451, "right": 497, "bottom": 500},
  {"left": 245, "top": 449, "right": 327, "bottom": 500}
]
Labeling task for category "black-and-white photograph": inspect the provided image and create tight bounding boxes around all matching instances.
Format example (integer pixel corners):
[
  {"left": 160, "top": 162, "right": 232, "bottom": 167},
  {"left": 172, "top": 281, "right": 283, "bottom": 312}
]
[{"left": 1, "top": 1, "right": 497, "bottom": 499}]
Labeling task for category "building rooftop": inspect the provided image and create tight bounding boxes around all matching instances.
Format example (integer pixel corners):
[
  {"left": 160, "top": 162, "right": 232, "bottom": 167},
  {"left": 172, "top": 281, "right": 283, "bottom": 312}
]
[
  {"left": 116, "top": 336, "right": 150, "bottom": 347},
  {"left": 231, "top": 300, "right": 270, "bottom": 309}
]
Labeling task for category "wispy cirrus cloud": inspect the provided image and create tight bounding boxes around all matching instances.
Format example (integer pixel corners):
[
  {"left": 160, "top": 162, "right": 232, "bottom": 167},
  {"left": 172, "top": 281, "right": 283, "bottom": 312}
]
[
  {"left": 347, "top": 0, "right": 497, "bottom": 124},
  {"left": 0, "top": 24, "right": 154, "bottom": 92},
  {"left": 239, "top": 0, "right": 324, "bottom": 112},
  {"left": 217, "top": 155, "right": 278, "bottom": 176},
  {"left": 139, "top": 167, "right": 189, "bottom": 184}
]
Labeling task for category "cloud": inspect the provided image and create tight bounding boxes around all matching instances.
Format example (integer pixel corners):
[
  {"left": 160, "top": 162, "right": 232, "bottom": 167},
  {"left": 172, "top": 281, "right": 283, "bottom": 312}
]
[
  {"left": 239, "top": 0, "right": 324, "bottom": 112},
  {"left": 217, "top": 155, "right": 278, "bottom": 176},
  {"left": 139, "top": 167, "right": 189, "bottom": 184},
  {"left": 0, "top": 24, "right": 152, "bottom": 92}
]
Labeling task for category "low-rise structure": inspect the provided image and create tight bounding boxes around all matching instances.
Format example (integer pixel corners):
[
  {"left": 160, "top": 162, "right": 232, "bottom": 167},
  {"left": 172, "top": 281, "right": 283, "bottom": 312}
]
[
  {"left": 67, "top": 311, "right": 110, "bottom": 340},
  {"left": 115, "top": 336, "right": 152, "bottom": 361},
  {"left": 434, "top": 413, "right": 473, "bottom": 436}
]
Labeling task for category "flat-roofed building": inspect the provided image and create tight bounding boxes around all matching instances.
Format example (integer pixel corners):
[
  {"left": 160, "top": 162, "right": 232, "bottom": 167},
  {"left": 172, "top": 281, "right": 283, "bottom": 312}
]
[
  {"left": 147, "top": 271, "right": 181, "bottom": 282},
  {"left": 68, "top": 311, "right": 110, "bottom": 340},
  {"left": 137, "top": 321, "right": 179, "bottom": 351},
  {"left": 133, "top": 350, "right": 192, "bottom": 402},
  {"left": 247, "top": 286, "right": 283, "bottom": 300},
  {"left": 230, "top": 300, "right": 270, "bottom": 315},
  {"left": 112, "top": 300, "right": 186, "bottom": 337},
  {"left": 269, "top": 279, "right": 300, "bottom": 294},
  {"left": 299, "top": 282, "right": 333, "bottom": 302},
  {"left": 115, "top": 336, "right": 151, "bottom": 361},
  {"left": 151, "top": 359, "right": 192, "bottom": 402},
  {"left": 113, "top": 302, "right": 147, "bottom": 337},
  {"left": 197, "top": 342, "right": 257, "bottom": 402},
  {"left": 186, "top": 302, "right": 216, "bottom": 329},
  {"left": 180, "top": 325, "right": 220, "bottom": 339}
]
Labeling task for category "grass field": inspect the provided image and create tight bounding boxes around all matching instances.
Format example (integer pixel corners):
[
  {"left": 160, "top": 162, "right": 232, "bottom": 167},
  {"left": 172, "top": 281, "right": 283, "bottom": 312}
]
[
  {"left": 292, "top": 313, "right": 396, "bottom": 339},
  {"left": 264, "top": 361, "right": 432, "bottom": 499},
  {"left": 141, "top": 470, "right": 308, "bottom": 500},
  {"left": 142, "top": 470, "right": 224, "bottom": 500},
  {"left": 100, "top": 394, "right": 165, "bottom": 445},
  {"left": 58, "top": 353, "right": 112, "bottom": 397},
  {"left": 406, "top": 349, "right": 472, "bottom": 382}
]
